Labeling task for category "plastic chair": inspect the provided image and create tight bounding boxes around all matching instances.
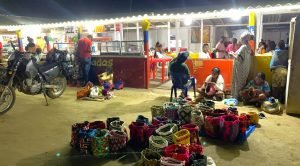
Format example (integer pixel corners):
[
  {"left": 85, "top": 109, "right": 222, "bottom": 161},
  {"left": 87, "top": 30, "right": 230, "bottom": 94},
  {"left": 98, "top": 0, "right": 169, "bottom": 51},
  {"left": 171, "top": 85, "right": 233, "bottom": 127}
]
[{"left": 170, "top": 77, "right": 196, "bottom": 102}]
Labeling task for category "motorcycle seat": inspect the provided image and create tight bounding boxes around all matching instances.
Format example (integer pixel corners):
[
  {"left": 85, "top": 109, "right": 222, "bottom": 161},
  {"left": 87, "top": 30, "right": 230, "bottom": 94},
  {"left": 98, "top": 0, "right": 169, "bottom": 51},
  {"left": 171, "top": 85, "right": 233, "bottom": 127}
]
[{"left": 38, "top": 63, "right": 58, "bottom": 73}]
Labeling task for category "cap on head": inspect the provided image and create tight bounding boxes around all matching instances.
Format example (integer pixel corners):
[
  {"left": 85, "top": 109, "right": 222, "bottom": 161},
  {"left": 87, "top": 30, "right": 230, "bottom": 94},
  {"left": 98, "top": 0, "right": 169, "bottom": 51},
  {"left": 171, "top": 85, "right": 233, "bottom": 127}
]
[{"left": 177, "top": 51, "right": 189, "bottom": 63}]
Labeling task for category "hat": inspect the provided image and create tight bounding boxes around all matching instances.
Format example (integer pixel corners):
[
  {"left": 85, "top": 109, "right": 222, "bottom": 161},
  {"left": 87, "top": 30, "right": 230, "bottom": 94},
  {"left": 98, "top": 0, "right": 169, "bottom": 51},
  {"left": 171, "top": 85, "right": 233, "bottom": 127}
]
[{"left": 177, "top": 51, "right": 189, "bottom": 63}]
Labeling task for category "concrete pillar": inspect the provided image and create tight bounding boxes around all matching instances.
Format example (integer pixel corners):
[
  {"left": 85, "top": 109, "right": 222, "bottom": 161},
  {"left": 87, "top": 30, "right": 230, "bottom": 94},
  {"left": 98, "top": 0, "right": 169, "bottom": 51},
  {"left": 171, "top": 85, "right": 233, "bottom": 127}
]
[
  {"left": 256, "top": 12, "right": 263, "bottom": 48},
  {"left": 136, "top": 22, "right": 139, "bottom": 40},
  {"left": 168, "top": 21, "right": 171, "bottom": 52},
  {"left": 210, "top": 25, "right": 216, "bottom": 48},
  {"left": 200, "top": 19, "right": 204, "bottom": 52},
  {"left": 176, "top": 20, "right": 180, "bottom": 53}
]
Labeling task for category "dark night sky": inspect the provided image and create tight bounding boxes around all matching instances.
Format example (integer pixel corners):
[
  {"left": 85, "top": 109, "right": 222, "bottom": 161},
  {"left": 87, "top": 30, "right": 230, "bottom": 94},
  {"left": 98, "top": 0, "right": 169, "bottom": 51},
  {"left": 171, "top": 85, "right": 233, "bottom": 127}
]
[{"left": 0, "top": 0, "right": 298, "bottom": 20}]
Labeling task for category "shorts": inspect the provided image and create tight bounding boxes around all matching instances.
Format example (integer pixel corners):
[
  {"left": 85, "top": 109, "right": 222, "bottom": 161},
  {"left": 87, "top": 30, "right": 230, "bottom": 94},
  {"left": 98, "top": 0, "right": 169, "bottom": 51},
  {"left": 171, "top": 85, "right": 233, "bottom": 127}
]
[{"left": 272, "top": 67, "right": 287, "bottom": 88}]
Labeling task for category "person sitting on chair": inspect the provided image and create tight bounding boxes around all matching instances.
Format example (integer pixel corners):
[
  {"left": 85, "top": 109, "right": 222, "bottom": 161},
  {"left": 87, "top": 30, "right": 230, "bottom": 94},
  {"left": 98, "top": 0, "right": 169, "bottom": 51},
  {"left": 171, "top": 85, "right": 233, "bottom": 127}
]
[
  {"left": 169, "top": 51, "right": 195, "bottom": 98},
  {"left": 197, "top": 67, "right": 225, "bottom": 101},
  {"left": 239, "top": 72, "right": 270, "bottom": 107}
]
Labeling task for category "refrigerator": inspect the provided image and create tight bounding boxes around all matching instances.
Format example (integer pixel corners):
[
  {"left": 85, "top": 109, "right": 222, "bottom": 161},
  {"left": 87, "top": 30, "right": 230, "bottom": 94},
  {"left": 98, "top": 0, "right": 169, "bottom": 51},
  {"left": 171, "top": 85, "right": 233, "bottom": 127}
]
[{"left": 286, "top": 17, "right": 300, "bottom": 114}]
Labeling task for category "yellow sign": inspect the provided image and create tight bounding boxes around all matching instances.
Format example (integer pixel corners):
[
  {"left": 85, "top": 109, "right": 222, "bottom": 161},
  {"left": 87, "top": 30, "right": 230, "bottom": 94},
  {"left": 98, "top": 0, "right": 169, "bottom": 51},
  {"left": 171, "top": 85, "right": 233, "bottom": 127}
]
[{"left": 95, "top": 25, "right": 106, "bottom": 33}]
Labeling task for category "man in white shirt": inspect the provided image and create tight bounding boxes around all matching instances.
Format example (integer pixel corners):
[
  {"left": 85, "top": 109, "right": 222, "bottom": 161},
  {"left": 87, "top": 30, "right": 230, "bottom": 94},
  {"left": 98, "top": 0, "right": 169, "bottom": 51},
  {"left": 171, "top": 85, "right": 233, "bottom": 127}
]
[
  {"left": 197, "top": 67, "right": 225, "bottom": 101},
  {"left": 199, "top": 43, "right": 211, "bottom": 59}
]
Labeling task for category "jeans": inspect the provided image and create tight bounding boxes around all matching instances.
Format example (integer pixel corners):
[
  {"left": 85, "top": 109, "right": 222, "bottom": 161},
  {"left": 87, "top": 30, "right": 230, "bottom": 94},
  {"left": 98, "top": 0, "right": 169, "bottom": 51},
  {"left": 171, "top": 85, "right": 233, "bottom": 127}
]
[{"left": 80, "top": 57, "right": 91, "bottom": 84}]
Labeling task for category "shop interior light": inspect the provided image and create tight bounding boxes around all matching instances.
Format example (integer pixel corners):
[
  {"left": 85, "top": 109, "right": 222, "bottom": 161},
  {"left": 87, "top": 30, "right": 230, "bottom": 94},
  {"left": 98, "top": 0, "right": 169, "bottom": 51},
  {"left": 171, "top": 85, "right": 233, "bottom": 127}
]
[{"left": 184, "top": 18, "right": 192, "bottom": 26}]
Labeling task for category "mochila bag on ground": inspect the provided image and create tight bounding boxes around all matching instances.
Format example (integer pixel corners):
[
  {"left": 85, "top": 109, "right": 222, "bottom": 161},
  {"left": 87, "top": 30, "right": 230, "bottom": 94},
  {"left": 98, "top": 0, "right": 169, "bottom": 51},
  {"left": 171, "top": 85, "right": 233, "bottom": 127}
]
[
  {"left": 91, "top": 129, "right": 110, "bottom": 158},
  {"left": 163, "top": 144, "right": 190, "bottom": 163},
  {"left": 149, "top": 135, "right": 168, "bottom": 154},
  {"left": 173, "top": 129, "right": 190, "bottom": 146},
  {"left": 181, "top": 123, "right": 200, "bottom": 144},
  {"left": 204, "top": 115, "right": 225, "bottom": 138},
  {"left": 108, "top": 130, "right": 127, "bottom": 152},
  {"left": 156, "top": 123, "right": 178, "bottom": 144},
  {"left": 106, "top": 117, "right": 120, "bottom": 130},
  {"left": 137, "top": 148, "right": 161, "bottom": 166},
  {"left": 160, "top": 157, "right": 186, "bottom": 166},
  {"left": 191, "top": 110, "right": 205, "bottom": 129},
  {"left": 129, "top": 121, "right": 148, "bottom": 149},
  {"left": 178, "top": 105, "right": 193, "bottom": 124},
  {"left": 151, "top": 105, "right": 165, "bottom": 118},
  {"left": 220, "top": 114, "right": 240, "bottom": 142},
  {"left": 163, "top": 102, "right": 180, "bottom": 120}
]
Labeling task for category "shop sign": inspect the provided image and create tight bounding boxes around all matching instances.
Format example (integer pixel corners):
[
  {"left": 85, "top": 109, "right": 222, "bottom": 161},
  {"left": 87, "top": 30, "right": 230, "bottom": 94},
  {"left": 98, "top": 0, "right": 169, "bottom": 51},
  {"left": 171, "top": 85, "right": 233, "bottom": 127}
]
[{"left": 92, "top": 59, "right": 113, "bottom": 67}]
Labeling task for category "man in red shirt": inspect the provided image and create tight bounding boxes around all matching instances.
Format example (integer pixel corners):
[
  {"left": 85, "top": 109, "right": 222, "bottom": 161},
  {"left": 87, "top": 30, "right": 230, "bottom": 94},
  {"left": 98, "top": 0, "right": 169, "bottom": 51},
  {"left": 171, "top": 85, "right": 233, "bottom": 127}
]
[{"left": 77, "top": 35, "right": 93, "bottom": 85}]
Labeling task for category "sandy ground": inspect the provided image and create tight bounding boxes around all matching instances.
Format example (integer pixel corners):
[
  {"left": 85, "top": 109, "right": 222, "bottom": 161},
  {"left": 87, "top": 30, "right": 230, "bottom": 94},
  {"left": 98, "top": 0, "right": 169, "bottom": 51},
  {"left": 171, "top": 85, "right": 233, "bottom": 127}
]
[{"left": 0, "top": 86, "right": 300, "bottom": 166}]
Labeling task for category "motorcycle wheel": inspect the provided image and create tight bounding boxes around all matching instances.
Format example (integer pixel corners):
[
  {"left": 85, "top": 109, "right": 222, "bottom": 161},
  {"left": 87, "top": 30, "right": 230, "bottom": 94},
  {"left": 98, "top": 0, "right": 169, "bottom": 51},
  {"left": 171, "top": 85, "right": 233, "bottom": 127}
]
[
  {"left": 46, "top": 77, "right": 67, "bottom": 99},
  {"left": 0, "top": 85, "right": 16, "bottom": 115}
]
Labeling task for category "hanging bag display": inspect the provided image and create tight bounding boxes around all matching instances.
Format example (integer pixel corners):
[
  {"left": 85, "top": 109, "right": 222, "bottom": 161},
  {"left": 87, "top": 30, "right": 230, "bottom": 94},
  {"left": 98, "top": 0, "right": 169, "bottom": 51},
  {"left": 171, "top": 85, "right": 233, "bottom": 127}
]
[
  {"left": 221, "top": 115, "right": 240, "bottom": 142},
  {"left": 108, "top": 130, "right": 127, "bottom": 152},
  {"left": 151, "top": 105, "right": 165, "bottom": 118},
  {"left": 178, "top": 105, "right": 193, "bottom": 124},
  {"left": 163, "top": 102, "right": 180, "bottom": 120},
  {"left": 160, "top": 157, "right": 186, "bottom": 166},
  {"left": 91, "top": 129, "right": 110, "bottom": 157},
  {"left": 173, "top": 129, "right": 191, "bottom": 146},
  {"left": 156, "top": 123, "right": 178, "bottom": 144},
  {"left": 181, "top": 123, "right": 200, "bottom": 144},
  {"left": 149, "top": 135, "right": 168, "bottom": 154}
]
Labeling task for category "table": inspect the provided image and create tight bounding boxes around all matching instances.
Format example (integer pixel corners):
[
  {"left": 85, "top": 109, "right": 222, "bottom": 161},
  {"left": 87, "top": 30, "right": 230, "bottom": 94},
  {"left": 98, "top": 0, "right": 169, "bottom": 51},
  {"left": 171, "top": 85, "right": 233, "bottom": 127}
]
[{"left": 150, "top": 57, "right": 172, "bottom": 83}]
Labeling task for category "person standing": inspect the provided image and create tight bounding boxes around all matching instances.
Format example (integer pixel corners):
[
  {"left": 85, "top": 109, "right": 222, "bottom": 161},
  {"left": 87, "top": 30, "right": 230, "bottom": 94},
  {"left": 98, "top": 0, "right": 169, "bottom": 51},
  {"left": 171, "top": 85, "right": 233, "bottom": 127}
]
[
  {"left": 229, "top": 32, "right": 252, "bottom": 98},
  {"left": 270, "top": 40, "right": 288, "bottom": 103},
  {"left": 77, "top": 35, "right": 93, "bottom": 86},
  {"left": 25, "top": 37, "right": 37, "bottom": 53},
  {"left": 226, "top": 38, "right": 240, "bottom": 53},
  {"left": 199, "top": 43, "right": 211, "bottom": 59},
  {"left": 215, "top": 36, "right": 227, "bottom": 59}
]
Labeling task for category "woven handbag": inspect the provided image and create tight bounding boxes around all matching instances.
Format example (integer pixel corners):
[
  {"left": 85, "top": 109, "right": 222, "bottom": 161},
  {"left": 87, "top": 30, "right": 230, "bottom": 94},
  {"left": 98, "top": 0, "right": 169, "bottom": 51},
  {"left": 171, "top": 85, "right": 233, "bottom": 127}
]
[
  {"left": 227, "top": 107, "right": 238, "bottom": 115},
  {"left": 163, "top": 102, "right": 180, "bottom": 120},
  {"left": 161, "top": 157, "right": 186, "bottom": 166},
  {"left": 173, "top": 129, "right": 190, "bottom": 146},
  {"left": 221, "top": 115, "right": 240, "bottom": 142},
  {"left": 206, "top": 109, "right": 228, "bottom": 117},
  {"left": 106, "top": 117, "right": 120, "bottom": 130},
  {"left": 164, "top": 144, "right": 190, "bottom": 163},
  {"left": 151, "top": 105, "right": 165, "bottom": 118},
  {"left": 247, "top": 112, "right": 259, "bottom": 125},
  {"left": 110, "top": 120, "right": 126, "bottom": 134},
  {"left": 189, "top": 143, "right": 204, "bottom": 155},
  {"left": 204, "top": 115, "right": 225, "bottom": 138},
  {"left": 146, "top": 124, "right": 161, "bottom": 142},
  {"left": 239, "top": 113, "right": 250, "bottom": 135},
  {"left": 149, "top": 135, "right": 168, "bottom": 154},
  {"left": 152, "top": 117, "right": 168, "bottom": 126},
  {"left": 181, "top": 123, "right": 200, "bottom": 144},
  {"left": 191, "top": 110, "right": 205, "bottom": 129},
  {"left": 129, "top": 122, "right": 148, "bottom": 149},
  {"left": 137, "top": 115, "right": 150, "bottom": 124},
  {"left": 197, "top": 101, "right": 214, "bottom": 116},
  {"left": 178, "top": 105, "right": 193, "bottom": 124},
  {"left": 78, "top": 129, "right": 98, "bottom": 154},
  {"left": 88, "top": 121, "right": 106, "bottom": 130},
  {"left": 156, "top": 123, "right": 178, "bottom": 144},
  {"left": 167, "top": 120, "right": 182, "bottom": 129},
  {"left": 70, "top": 121, "right": 89, "bottom": 148},
  {"left": 91, "top": 129, "right": 110, "bottom": 157},
  {"left": 189, "top": 153, "right": 207, "bottom": 166},
  {"left": 108, "top": 130, "right": 127, "bottom": 152},
  {"left": 138, "top": 148, "right": 161, "bottom": 166}
]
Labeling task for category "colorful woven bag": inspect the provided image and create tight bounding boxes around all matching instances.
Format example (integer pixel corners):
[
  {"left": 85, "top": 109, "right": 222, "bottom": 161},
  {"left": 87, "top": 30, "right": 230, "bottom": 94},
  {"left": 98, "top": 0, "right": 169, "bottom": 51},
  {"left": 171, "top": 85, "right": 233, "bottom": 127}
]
[
  {"left": 189, "top": 153, "right": 207, "bottom": 166},
  {"left": 161, "top": 157, "right": 186, "bottom": 166},
  {"left": 136, "top": 115, "right": 149, "bottom": 124},
  {"left": 173, "top": 129, "right": 190, "bottom": 146},
  {"left": 239, "top": 113, "right": 250, "bottom": 135},
  {"left": 181, "top": 123, "right": 200, "bottom": 144},
  {"left": 137, "top": 148, "right": 161, "bottom": 166},
  {"left": 221, "top": 115, "right": 240, "bottom": 142},
  {"left": 77, "top": 129, "right": 98, "bottom": 154},
  {"left": 247, "top": 112, "right": 259, "bottom": 125},
  {"left": 146, "top": 124, "right": 161, "bottom": 142},
  {"left": 189, "top": 143, "right": 204, "bottom": 155},
  {"left": 106, "top": 117, "right": 120, "bottom": 130},
  {"left": 164, "top": 144, "right": 190, "bottom": 163},
  {"left": 70, "top": 121, "right": 89, "bottom": 148},
  {"left": 88, "top": 121, "right": 106, "bottom": 130},
  {"left": 191, "top": 110, "right": 205, "bottom": 129},
  {"left": 149, "top": 135, "right": 168, "bottom": 154},
  {"left": 91, "top": 129, "right": 110, "bottom": 157},
  {"left": 178, "top": 105, "right": 193, "bottom": 124},
  {"left": 163, "top": 102, "right": 180, "bottom": 120},
  {"left": 152, "top": 117, "right": 168, "bottom": 126},
  {"left": 151, "top": 105, "right": 165, "bottom": 118},
  {"left": 204, "top": 116, "right": 225, "bottom": 138},
  {"left": 227, "top": 107, "right": 238, "bottom": 115},
  {"left": 108, "top": 130, "right": 127, "bottom": 152},
  {"left": 110, "top": 120, "right": 127, "bottom": 134},
  {"left": 129, "top": 122, "right": 148, "bottom": 149},
  {"left": 206, "top": 109, "right": 228, "bottom": 117},
  {"left": 156, "top": 123, "right": 178, "bottom": 144}
]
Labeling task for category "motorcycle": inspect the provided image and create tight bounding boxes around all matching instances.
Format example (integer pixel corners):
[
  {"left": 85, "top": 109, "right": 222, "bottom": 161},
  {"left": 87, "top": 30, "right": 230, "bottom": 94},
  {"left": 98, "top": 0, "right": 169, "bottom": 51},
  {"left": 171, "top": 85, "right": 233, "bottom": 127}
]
[{"left": 0, "top": 46, "right": 74, "bottom": 115}]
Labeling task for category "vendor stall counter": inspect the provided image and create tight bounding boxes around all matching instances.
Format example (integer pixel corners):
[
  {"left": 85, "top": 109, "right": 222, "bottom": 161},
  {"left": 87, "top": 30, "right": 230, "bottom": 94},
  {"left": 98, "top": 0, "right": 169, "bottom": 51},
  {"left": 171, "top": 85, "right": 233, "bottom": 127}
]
[
  {"left": 185, "top": 59, "right": 234, "bottom": 90},
  {"left": 90, "top": 41, "right": 148, "bottom": 88}
]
